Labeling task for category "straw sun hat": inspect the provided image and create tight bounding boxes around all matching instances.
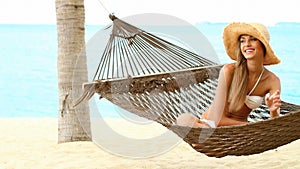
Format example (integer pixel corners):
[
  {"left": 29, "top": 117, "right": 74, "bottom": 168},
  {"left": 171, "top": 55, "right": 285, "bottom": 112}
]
[{"left": 223, "top": 22, "right": 280, "bottom": 65}]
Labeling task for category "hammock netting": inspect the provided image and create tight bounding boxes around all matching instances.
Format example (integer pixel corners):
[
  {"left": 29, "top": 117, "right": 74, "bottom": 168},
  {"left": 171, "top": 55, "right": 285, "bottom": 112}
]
[{"left": 75, "top": 15, "right": 300, "bottom": 158}]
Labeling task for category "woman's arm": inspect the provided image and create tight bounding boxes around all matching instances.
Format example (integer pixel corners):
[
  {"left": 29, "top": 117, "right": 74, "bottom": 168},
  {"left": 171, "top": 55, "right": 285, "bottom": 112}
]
[
  {"left": 265, "top": 74, "right": 281, "bottom": 118},
  {"left": 206, "top": 64, "right": 234, "bottom": 124}
]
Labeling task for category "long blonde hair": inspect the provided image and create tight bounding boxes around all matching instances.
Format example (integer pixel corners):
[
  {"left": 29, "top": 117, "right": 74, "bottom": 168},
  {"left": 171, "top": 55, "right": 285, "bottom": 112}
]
[{"left": 228, "top": 46, "right": 248, "bottom": 112}]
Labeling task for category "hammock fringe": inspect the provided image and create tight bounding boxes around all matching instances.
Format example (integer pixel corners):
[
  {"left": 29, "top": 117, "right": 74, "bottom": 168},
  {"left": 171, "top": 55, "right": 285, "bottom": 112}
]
[{"left": 72, "top": 82, "right": 97, "bottom": 108}]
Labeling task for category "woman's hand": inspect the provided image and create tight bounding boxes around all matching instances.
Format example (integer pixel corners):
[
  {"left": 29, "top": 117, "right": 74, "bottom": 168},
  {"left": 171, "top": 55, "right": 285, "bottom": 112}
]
[{"left": 265, "top": 90, "right": 281, "bottom": 117}]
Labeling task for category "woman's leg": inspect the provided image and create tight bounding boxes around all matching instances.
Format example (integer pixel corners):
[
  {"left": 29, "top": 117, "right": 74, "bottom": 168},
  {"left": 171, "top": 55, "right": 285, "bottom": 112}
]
[{"left": 176, "top": 113, "right": 207, "bottom": 127}]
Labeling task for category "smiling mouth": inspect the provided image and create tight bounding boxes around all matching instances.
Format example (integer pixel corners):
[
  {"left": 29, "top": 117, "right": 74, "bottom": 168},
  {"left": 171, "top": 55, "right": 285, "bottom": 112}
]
[{"left": 245, "top": 49, "right": 254, "bottom": 53}]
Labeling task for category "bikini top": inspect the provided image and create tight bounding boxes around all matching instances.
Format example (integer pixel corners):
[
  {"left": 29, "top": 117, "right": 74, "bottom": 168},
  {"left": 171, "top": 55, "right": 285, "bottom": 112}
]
[{"left": 245, "top": 68, "right": 264, "bottom": 109}]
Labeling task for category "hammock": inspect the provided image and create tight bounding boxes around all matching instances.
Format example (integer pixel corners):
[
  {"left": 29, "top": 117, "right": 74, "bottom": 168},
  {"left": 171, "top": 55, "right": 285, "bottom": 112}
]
[{"left": 75, "top": 15, "right": 300, "bottom": 158}]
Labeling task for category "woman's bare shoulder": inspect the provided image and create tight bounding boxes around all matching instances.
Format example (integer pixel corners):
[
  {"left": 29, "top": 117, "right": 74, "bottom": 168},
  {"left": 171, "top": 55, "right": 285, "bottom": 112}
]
[
  {"left": 265, "top": 68, "right": 280, "bottom": 82},
  {"left": 220, "top": 63, "right": 235, "bottom": 84},
  {"left": 222, "top": 63, "right": 235, "bottom": 74},
  {"left": 264, "top": 68, "right": 281, "bottom": 92}
]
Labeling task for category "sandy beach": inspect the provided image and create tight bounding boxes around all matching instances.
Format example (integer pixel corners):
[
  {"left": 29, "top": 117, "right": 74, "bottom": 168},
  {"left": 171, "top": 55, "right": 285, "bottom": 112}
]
[{"left": 0, "top": 118, "right": 299, "bottom": 169}]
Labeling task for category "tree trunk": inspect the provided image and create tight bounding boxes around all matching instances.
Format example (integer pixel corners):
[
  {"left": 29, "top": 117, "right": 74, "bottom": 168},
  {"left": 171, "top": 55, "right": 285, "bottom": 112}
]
[{"left": 55, "top": 0, "right": 91, "bottom": 143}]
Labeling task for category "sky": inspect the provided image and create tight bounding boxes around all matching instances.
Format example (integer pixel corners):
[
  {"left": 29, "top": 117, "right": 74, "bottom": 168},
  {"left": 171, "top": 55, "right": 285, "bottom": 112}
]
[{"left": 0, "top": 0, "right": 300, "bottom": 25}]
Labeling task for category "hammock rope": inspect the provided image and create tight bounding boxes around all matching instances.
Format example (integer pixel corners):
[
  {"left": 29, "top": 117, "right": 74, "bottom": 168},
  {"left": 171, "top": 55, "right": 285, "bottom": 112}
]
[
  {"left": 92, "top": 14, "right": 217, "bottom": 80},
  {"left": 75, "top": 15, "right": 300, "bottom": 158}
]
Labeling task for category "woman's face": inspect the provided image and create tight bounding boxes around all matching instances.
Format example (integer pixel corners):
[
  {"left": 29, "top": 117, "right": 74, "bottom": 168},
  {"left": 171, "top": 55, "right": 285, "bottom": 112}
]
[{"left": 239, "top": 35, "right": 265, "bottom": 60}]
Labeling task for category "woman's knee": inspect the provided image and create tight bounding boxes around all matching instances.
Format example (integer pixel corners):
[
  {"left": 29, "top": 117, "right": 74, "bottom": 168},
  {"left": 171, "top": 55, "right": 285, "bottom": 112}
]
[{"left": 176, "top": 113, "right": 199, "bottom": 127}]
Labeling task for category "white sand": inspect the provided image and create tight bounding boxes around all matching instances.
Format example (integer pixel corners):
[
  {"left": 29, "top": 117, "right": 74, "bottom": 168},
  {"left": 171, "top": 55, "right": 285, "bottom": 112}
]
[{"left": 0, "top": 118, "right": 299, "bottom": 169}]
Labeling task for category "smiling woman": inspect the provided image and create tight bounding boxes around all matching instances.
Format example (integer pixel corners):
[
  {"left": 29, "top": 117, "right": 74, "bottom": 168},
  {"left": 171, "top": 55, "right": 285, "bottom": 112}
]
[
  {"left": 239, "top": 35, "right": 266, "bottom": 60},
  {"left": 176, "top": 22, "right": 282, "bottom": 128}
]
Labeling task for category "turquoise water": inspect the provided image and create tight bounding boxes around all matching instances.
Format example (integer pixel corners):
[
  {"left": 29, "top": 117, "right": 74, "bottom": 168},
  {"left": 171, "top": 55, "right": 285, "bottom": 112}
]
[{"left": 0, "top": 23, "right": 299, "bottom": 117}]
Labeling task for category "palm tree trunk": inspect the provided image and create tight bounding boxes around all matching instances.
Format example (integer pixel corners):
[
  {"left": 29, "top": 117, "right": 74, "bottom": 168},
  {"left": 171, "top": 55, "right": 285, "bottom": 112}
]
[{"left": 55, "top": 0, "right": 91, "bottom": 143}]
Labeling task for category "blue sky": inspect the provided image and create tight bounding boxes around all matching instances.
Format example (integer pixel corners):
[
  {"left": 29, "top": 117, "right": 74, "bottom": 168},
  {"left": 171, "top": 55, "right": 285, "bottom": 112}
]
[{"left": 1, "top": 0, "right": 299, "bottom": 25}]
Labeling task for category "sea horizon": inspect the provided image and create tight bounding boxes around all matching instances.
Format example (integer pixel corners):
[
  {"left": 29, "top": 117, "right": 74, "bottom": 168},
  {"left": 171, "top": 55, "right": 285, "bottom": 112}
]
[{"left": 1, "top": 22, "right": 299, "bottom": 117}]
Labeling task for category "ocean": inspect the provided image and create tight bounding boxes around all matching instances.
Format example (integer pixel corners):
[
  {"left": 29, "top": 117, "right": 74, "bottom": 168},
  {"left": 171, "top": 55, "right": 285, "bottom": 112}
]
[{"left": 1, "top": 23, "right": 300, "bottom": 117}]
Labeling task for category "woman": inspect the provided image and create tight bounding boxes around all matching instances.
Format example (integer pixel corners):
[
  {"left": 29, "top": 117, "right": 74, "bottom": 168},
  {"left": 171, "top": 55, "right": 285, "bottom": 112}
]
[{"left": 176, "top": 22, "right": 281, "bottom": 128}]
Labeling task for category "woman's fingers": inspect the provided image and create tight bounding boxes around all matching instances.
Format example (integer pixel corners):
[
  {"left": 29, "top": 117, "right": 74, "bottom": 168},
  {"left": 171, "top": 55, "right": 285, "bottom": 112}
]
[
  {"left": 265, "top": 90, "right": 281, "bottom": 112},
  {"left": 269, "top": 90, "right": 281, "bottom": 102}
]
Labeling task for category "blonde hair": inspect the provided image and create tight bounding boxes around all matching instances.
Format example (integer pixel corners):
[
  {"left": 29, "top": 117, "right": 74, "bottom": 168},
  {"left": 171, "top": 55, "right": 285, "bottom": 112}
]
[{"left": 228, "top": 45, "right": 248, "bottom": 112}]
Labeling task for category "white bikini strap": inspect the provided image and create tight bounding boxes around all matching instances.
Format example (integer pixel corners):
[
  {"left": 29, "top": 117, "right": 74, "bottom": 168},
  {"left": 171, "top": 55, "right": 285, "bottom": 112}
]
[{"left": 248, "top": 68, "right": 264, "bottom": 95}]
